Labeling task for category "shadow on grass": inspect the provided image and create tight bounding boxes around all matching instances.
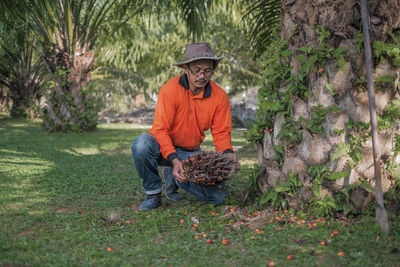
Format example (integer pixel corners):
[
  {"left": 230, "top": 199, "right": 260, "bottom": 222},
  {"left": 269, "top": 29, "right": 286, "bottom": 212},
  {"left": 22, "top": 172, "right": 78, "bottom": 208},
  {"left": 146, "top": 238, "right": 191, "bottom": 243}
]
[
  {"left": 0, "top": 118, "right": 253, "bottom": 213},
  {"left": 0, "top": 118, "right": 151, "bottom": 212}
]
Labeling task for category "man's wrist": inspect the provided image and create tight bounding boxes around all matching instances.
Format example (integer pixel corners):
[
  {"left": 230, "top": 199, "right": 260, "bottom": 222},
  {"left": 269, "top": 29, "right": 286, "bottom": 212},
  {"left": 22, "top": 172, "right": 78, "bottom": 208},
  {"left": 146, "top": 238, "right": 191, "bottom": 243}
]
[
  {"left": 222, "top": 149, "right": 234, "bottom": 154},
  {"left": 167, "top": 152, "right": 178, "bottom": 162},
  {"left": 171, "top": 158, "right": 181, "bottom": 166}
]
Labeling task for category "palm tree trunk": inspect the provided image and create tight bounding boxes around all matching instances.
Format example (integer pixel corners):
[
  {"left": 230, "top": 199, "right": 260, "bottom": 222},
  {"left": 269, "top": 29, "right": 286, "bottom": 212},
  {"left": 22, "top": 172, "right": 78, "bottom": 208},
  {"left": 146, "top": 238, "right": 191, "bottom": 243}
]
[
  {"left": 9, "top": 74, "right": 41, "bottom": 118},
  {"left": 0, "top": 87, "right": 11, "bottom": 113},
  {"left": 257, "top": 0, "right": 400, "bottom": 214},
  {"left": 43, "top": 50, "right": 97, "bottom": 131}
]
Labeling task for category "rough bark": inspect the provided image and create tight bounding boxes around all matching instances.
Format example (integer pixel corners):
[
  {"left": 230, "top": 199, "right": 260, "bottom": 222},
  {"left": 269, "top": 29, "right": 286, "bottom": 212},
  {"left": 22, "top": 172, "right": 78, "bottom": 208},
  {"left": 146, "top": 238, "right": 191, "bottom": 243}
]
[
  {"left": 258, "top": 0, "right": 400, "bottom": 212},
  {"left": 0, "top": 87, "right": 11, "bottom": 113},
  {"left": 9, "top": 72, "right": 41, "bottom": 118}
]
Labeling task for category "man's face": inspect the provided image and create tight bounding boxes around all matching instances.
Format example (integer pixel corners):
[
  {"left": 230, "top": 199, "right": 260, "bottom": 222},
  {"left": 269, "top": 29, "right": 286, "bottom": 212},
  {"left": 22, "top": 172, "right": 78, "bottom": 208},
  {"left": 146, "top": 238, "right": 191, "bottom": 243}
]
[{"left": 184, "top": 59, "right": 214, "bottom": 90}]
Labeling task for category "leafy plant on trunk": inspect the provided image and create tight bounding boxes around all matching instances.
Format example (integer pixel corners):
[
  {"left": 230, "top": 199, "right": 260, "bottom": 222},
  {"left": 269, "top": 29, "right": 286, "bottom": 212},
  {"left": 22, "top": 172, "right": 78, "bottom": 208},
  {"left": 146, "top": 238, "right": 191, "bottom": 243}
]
[{"left": 259, "top": 173, "right": 303, "bottom": 210}]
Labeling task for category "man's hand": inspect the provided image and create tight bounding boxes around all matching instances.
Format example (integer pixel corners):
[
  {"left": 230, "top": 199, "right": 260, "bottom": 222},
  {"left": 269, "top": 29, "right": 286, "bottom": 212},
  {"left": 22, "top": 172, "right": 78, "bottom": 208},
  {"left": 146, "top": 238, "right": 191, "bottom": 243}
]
[{"left": 172, "top": 158, "right": 187, "bottom": 182}]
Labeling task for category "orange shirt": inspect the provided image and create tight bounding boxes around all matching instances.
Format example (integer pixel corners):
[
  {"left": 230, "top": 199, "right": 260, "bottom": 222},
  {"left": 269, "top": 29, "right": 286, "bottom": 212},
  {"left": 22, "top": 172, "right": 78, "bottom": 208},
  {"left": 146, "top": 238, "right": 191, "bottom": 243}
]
[{"left": 149, "top": 74, "right": 233, "bottom": 160}]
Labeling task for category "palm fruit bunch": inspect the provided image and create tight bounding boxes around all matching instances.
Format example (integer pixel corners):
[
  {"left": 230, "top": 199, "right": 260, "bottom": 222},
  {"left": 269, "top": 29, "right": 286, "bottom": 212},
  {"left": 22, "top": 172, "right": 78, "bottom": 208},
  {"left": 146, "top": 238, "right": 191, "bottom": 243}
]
[{"left": 182, "top": 151, "right": 240, "bottom": 187}]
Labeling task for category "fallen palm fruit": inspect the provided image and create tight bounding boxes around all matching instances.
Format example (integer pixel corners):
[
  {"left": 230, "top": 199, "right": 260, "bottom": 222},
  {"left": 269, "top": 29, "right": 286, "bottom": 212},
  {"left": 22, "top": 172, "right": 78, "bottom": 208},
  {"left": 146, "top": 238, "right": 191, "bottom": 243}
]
[{"left": 330, "top": 230, "right": 340, "bottom": 237}]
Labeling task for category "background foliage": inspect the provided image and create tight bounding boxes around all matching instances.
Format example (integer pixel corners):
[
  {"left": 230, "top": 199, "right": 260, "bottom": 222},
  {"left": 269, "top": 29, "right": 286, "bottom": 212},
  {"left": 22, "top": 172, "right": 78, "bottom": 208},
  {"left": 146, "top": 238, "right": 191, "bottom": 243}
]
[
  {"left": 0, "top": 0, "right": 262, "bottom": 118},
  {"left": 94, "top": 0, "right": 261, "bottom": 114}
]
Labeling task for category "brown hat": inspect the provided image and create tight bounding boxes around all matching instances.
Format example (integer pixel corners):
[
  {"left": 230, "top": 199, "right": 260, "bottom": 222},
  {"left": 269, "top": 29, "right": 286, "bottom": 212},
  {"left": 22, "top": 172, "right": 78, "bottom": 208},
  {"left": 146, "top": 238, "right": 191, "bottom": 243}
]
[{"left": 173, "top": 43, "right": 224, "bottom": 68}]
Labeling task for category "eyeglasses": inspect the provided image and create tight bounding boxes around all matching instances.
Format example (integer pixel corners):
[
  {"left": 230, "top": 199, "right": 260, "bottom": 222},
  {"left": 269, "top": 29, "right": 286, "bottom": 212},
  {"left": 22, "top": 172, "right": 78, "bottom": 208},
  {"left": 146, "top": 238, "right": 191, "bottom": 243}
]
[{"left": 188, "top": 65, "right": 213, "bottom": 77}]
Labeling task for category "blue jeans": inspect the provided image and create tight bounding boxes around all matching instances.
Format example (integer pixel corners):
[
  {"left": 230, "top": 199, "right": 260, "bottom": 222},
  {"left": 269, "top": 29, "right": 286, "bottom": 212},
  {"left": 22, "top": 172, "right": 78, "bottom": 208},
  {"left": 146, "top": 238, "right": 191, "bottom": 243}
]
[{"left": 131, "top": 134, "right": 227, "bottom": 205}]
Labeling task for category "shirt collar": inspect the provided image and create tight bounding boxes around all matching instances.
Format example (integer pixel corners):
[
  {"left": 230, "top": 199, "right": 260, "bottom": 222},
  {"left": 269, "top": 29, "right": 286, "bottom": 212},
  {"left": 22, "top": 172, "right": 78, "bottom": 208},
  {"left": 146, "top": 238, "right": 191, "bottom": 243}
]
[{"left": 178, "top": 74, "right": 212, "bottom": 98}]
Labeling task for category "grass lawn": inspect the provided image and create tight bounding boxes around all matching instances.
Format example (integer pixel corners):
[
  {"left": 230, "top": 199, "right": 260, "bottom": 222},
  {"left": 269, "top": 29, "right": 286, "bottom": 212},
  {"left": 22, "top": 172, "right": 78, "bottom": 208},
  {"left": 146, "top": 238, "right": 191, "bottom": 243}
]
[{"left": 1, "top": 113, "right": 399, "bottom": 266}]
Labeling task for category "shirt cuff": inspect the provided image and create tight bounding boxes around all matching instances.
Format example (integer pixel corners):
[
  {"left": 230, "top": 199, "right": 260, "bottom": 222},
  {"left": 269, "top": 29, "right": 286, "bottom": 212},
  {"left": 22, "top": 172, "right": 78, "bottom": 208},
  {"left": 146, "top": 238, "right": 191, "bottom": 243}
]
[
  {"left": 167, "top": 152, "right": 178, "bottom": 162},
  {"left": 222, "top": 149, "right": 234, "bottom": 154}
]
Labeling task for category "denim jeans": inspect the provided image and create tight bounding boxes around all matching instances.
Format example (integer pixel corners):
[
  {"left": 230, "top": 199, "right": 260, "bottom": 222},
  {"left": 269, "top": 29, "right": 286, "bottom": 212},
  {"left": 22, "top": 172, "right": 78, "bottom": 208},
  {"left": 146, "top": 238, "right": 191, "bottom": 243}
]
[{"left": 131, "top": 134, "right": 227, "bottom": 205}]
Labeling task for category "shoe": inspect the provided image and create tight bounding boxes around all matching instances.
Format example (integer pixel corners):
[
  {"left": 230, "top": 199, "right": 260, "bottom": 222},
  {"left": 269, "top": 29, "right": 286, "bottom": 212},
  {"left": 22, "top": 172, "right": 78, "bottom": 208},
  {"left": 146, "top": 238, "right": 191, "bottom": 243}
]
[
  {"left": 163, "top": 168, "right": 182, "bottom": 201},
  {"left": 139, "top": 193, "right": 161, "bottom": 211}
]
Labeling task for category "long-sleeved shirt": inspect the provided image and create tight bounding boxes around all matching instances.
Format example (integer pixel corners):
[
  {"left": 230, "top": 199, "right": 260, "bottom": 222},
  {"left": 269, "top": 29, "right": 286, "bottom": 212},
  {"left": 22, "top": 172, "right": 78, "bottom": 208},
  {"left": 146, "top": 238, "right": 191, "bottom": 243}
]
[{"left": 149, "top": 74, "right": 233, "bottom": 162}]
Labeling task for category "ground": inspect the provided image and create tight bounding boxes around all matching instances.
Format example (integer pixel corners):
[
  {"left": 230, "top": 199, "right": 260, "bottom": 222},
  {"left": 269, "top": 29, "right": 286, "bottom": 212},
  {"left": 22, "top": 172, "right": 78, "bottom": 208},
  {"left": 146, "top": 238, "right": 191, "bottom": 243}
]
[{"left": 0, "top": 113, "right": 399, "bottom": 266}]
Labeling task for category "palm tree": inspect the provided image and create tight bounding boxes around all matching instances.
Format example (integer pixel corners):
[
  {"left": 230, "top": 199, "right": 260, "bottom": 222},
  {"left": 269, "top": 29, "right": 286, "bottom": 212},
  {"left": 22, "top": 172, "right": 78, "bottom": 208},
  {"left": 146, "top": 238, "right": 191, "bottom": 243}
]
[
  {"left": 25, "top": 0, "right": 147, "bottom": 131},
  {"left": 0, "top": 3, "right": 45, "bottom": 118}
]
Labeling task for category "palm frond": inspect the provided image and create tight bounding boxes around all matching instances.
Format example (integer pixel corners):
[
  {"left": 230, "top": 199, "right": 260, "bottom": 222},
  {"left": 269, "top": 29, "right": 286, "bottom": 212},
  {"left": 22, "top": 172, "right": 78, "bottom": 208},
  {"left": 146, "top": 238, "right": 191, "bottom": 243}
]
[{"left": 242, "top": 0, "right": 282, "bottom": 56}]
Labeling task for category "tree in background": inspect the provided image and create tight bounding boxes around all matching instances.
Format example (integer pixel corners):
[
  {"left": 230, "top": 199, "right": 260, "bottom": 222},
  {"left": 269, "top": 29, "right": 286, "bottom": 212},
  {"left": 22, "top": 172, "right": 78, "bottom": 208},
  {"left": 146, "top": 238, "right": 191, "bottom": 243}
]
[
  {"left": 0, "top": 2, "right": 45, "bottom": 118},
  {"left": 246, "top": 0, "right": 400, "bottom": 217},
  {"left": 25, "top": 0, "right": 146, "bottom": 131}
]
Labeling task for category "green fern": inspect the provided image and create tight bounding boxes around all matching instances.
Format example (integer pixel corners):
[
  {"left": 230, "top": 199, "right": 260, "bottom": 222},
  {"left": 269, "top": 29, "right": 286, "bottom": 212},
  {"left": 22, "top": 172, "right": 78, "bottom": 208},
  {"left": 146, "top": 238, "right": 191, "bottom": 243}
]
[
  {"left": 332, "top": 142, "right": 351, "bottom": 161},
  {"left": 312, "top": 195, "right": 337, "bottom": 217},
  {"left": 373, "top": 31, "right": 400, "bottom": 66},
  {"left": 260, "top": 173, "right": 302, "bottom": 210}
]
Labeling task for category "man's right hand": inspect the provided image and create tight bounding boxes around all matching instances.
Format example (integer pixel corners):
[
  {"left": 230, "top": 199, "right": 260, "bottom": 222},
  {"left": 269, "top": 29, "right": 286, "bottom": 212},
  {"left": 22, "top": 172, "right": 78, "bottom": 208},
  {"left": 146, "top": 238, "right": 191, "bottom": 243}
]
[{"left": 172, "top": 158, "right": 187, "bottom": 183}]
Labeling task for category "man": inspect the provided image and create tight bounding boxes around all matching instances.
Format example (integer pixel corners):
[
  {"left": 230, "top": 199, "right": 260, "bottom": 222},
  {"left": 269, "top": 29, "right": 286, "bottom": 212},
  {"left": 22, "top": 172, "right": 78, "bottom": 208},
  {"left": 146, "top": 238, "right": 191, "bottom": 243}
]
[{"left": 131, "top": 43, "right": 238, "bottom": 211}]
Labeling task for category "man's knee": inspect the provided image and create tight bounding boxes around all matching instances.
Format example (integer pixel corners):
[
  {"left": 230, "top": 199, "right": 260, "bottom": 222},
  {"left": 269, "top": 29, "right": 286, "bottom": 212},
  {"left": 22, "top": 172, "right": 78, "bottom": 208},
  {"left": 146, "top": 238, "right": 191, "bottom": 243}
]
[{"left": 131, "top": 134, "right": 156, "bottom": 160}]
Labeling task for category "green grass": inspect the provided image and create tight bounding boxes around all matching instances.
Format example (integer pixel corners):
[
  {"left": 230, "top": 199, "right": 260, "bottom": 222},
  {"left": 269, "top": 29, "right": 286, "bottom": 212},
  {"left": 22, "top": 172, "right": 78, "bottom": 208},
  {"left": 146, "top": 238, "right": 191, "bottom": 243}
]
[{"left": 1, "top": 114, "right": 399, "bottom": 266}]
